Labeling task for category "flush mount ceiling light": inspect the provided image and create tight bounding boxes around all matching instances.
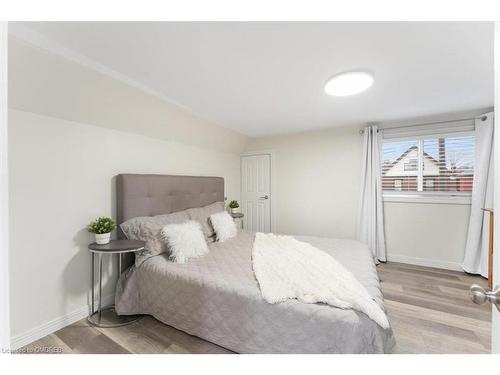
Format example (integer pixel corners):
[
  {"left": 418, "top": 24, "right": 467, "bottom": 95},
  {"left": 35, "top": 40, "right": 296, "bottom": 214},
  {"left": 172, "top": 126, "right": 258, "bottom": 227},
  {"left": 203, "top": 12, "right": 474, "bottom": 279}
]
[{"left": 324, "top": 71, "right": 374, "bottom": 97}]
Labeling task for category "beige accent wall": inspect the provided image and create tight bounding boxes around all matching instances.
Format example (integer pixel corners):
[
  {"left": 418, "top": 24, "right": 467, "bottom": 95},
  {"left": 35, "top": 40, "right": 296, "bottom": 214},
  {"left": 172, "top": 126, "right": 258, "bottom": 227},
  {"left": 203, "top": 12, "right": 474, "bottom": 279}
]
[
  {"left": 245, "top": 126, "right": 471, "bottom": 270},
  {"left": 8, "top": 38, "right": 247, "bottom": 345}
]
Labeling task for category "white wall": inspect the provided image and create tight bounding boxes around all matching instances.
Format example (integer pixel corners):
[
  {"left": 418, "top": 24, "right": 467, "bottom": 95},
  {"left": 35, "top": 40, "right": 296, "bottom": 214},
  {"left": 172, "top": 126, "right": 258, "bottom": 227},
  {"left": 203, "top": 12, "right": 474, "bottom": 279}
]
[
  {"left": 9, "top": 109, "right": 242, "bottom": 345},
  {"left": 245, "top": 125, "right": 472, "bottom": 271},
  {"left": 8, "top": 36, "right": 246, "bottom": 154},
  {"left": 0, "top": 22, "right": 10, "bottom": 352},
  {"left": 245, "top": 126, "right": 363, "bottom": 239},
  {"left": 8, "top": 38, "right": 247, "bottom": 347},
  {"left": 384, "top": 202, "right": 470, "bottom": 269}
]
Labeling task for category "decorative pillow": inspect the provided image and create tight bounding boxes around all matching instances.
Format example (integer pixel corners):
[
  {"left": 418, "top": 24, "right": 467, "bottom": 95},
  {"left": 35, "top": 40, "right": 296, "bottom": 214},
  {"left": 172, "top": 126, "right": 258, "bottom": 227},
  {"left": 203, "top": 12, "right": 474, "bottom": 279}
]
[
  {"left": 210, "top": 211, "right": 237, "bottom": 242},
  {"left": 185, "top": 201, "right": 225, "bottom": 242},
  {"left": 161, "top": 220, "right": 209, "bottom": 263},
  {"left": 120, "top": 211, "right": 189, "bottom": 266}
]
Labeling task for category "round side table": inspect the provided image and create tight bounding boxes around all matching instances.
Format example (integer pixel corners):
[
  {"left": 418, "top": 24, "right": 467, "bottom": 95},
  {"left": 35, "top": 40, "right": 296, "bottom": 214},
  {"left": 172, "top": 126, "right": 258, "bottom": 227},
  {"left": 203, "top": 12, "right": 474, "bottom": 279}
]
[
  {"left": 88, "top": 239, "right": 145, "bottom": 328},
  {"left": 231, "top": 212, "right": 244, "bottom": 229}
]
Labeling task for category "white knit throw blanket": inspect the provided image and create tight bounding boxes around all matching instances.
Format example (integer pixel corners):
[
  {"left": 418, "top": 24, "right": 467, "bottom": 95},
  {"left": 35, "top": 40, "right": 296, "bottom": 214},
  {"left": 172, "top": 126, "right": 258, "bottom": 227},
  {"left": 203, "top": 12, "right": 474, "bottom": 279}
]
[{"left": 252, "top": 232, "right": 390, "bottom": 329}]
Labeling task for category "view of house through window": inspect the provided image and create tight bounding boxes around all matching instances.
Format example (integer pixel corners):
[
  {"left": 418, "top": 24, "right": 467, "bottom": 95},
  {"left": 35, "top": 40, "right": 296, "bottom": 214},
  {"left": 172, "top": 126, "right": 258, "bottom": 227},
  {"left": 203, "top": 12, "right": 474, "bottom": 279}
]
[{"left": 381, "top": 135, "right": 475, "bottom": 193}]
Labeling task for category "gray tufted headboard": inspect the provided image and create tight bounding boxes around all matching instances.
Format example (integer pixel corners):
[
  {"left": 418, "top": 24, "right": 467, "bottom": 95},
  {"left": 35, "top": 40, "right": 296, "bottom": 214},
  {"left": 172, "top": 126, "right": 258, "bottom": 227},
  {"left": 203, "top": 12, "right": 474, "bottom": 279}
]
[{"left": 116, "top": 173, "right": 224, "bottom": 266}]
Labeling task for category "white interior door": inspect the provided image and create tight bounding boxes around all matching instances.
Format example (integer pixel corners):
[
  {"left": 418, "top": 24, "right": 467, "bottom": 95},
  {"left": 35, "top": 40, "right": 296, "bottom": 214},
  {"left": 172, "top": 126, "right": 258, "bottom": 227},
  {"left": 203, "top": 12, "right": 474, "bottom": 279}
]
[
  {"left": 241, "top": 153, "right": 271, "bottom": 232},
  {"left": 493, "top": 22, "right": 500, "bottom": 354},
  {"left": 492, "top": 115, "right": 499, "bottom": 352},
  {"left": 493, "top": 177, "right": 499, "bottom": 354}
]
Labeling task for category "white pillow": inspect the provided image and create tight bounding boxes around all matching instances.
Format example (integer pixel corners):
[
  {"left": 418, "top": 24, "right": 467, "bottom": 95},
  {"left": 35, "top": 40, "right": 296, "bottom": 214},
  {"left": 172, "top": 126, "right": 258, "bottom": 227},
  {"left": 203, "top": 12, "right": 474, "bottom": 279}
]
[
  {"left": 210, "top": 211, "right": 237, "bottom": 242},
  {"left": 161, "top": 220, "right": 209, "bottom": 263}
]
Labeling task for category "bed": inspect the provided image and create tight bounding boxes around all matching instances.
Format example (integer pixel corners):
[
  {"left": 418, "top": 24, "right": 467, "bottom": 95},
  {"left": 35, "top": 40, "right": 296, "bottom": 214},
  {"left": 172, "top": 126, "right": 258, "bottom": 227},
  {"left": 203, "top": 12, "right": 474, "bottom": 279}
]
[{"left": 114, "top": 174, "right": 395, "bottom": 353}]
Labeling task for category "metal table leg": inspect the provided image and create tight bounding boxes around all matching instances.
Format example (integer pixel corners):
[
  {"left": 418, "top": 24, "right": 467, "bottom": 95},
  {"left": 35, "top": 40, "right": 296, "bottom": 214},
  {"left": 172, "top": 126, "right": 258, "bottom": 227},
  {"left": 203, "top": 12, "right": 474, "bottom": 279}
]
[
  {"left": 88, "top": 252, "right": 141, "bottom": 328},
  {"left": 91, "top": 253, "right": 94, "bottom": 315},
  {"left": 98, "top": 253, "right": 103, "bottom": 322}
]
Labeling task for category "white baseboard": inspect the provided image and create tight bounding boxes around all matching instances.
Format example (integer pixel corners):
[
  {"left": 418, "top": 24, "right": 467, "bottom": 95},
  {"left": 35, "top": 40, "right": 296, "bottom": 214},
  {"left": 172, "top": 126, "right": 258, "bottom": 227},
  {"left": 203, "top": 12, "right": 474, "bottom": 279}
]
[
  {"left": 386, "top": 254, "right": 462, "bottom": 271},
  {"left": 10, "top": 295, "right": 114, "bottom": 350}
]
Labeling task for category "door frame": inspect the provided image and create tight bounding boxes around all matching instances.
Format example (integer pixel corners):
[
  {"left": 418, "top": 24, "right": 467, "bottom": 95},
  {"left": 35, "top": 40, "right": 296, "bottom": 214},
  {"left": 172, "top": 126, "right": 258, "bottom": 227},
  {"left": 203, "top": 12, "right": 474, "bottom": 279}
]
[
  {"left": 492, "top": 21, "right": 500, "bottom": 354},
  {"left": 240, "top": 150, "right": 275, "bottom": 233},
  {"left": 0, "top": 21, "right": 10, "bottom": 352}
]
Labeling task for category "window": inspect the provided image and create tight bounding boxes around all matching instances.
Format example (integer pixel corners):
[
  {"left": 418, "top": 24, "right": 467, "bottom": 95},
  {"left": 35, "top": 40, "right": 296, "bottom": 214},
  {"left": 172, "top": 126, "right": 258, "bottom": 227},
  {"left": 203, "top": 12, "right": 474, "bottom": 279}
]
[
  {"left": 394, "top": 179, "right": 402, "bottom": 191},
  {"left": 404, "top": 158, "right": 418, "bottom": 171},
  {"left": 382, "top": 135, "right": 475, "bottom": 195}
]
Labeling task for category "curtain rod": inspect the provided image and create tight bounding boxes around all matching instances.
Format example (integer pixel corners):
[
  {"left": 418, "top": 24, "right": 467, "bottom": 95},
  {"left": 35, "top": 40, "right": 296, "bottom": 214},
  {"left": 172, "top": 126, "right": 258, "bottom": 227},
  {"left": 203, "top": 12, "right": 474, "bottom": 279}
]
[{"left": 358, "top": 115, "right": 488, "bottom": 135}]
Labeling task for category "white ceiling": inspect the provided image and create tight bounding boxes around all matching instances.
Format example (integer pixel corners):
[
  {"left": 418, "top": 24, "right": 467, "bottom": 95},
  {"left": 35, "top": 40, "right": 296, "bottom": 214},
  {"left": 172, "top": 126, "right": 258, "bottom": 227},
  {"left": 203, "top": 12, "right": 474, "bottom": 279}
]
[{"left": 13, "top": 22, "right": 494, "bottom": 137}]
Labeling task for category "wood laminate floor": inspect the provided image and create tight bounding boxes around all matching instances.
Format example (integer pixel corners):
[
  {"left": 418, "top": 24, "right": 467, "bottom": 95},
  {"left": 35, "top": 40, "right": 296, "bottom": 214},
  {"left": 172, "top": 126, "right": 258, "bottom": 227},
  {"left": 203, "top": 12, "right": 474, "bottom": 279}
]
[{"left": 18, "top": 262, "right": 491, "bottom": 354}]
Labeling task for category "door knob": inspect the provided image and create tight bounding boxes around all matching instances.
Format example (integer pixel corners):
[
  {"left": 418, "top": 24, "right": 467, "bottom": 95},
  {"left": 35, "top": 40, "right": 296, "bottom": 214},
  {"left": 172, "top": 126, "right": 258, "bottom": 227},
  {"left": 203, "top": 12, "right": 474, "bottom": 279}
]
[
  {"left": 470, "top": 284, "right": 500, "bottom": 311},
  {"left": 260, "top": 195, "right": 269, "bottom": 200}
]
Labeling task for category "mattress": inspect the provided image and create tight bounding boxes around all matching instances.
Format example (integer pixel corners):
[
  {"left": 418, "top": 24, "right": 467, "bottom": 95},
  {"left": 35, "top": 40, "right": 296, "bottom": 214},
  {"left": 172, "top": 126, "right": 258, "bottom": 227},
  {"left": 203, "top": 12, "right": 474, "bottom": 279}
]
[{"left": 115, "top": 230, "right": 395, "bottom": 353}]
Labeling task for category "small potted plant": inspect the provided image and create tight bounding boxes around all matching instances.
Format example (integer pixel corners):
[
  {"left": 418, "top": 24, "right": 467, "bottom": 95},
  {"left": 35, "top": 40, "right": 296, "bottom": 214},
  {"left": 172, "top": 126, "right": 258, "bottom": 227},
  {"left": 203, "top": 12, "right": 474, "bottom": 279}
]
[
  {"left": 88, "top": 217, "right": 116, "bottom": 245},
  {"left": 228, "top": 200, "right": 240, "bottom": 214}
]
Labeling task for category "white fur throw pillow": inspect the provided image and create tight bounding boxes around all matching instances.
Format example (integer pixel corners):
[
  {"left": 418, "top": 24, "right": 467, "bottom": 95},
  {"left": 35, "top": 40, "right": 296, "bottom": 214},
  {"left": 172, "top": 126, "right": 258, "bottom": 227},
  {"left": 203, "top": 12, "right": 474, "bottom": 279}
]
[
  {"left": 120, "top": 211, "right": 189, "bottom": 266},
  {"left": 161, "top": 220, "right": 209, "bottom": 263},
  {"left": 210, "top": 211, "right": 237, "bottom": 242}
]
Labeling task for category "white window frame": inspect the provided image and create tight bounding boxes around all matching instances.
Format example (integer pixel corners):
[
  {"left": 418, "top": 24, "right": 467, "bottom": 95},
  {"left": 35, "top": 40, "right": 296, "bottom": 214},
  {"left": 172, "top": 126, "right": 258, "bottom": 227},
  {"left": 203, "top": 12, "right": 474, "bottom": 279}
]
[{"left": 382, "top": 130, "right": 474, "bottom": 205}]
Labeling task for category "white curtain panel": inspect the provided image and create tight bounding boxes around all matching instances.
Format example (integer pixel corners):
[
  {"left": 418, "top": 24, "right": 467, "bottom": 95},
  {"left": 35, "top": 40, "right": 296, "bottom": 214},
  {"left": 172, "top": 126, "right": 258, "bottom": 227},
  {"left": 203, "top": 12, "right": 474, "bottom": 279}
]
[
  {"left": 462, "top": 112, "right": 494, "bottom": 277},
  {"left": 357, "top": 125, "right": 387, "bottom": 262}
]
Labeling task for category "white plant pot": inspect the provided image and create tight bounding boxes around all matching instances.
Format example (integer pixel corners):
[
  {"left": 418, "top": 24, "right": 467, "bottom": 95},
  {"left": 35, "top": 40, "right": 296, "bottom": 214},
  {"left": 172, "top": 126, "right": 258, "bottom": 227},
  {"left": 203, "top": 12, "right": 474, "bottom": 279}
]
[
  {"left": 95, "top": 232, "right": 111, "bottom": 245},
  {"left": 231, "top": 208, "right": 239, "bottom": 214}
]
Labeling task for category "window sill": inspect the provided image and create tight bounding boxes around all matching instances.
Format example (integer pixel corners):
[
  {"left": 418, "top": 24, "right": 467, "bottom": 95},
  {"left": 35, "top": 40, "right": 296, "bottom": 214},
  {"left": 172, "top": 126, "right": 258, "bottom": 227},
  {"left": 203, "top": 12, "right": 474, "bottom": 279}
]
[{"left": 383, "top": 193, "right": 472, "bottom": 205}]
